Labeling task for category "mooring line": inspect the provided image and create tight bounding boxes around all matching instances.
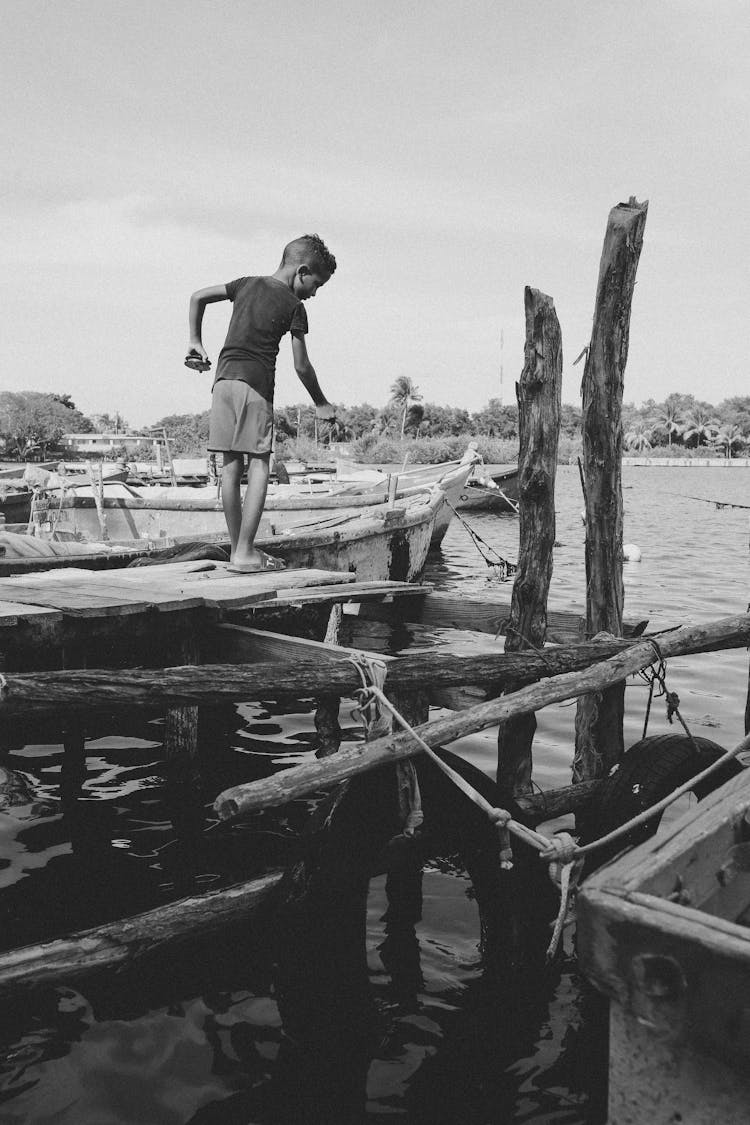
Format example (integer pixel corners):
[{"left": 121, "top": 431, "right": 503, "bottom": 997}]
[
  {"left": 442, "top": 496, "right": 517, "bottom": 578},
  {"left": 346, "top": 653, "right": 750, "bottom": 960}
]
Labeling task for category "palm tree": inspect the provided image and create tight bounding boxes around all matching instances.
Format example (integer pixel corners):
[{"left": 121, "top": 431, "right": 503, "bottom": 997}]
[
  {"left": 624, "top": 423, "right": 653, "bottom": 452},
  {"left": 714, "top": 423, "right": 747, "bottom": 460},
  {"left": 389, "top": 376, "right": 422, "bottom": 439},
  {"left": 681, "top": 407, "right": 719, "bottom": 448},
  {"left": 656, "top": 402, "right": 683, "bottom": 447}
]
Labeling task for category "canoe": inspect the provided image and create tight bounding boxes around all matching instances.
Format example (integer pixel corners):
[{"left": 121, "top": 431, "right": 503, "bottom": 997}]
[
  {"left": 456, "top": 465, "right": 519, "bottom": 513},
  {"left": 37, "top": 458, "right": 474, "bottom": 550},
  {"left": 578, "top": 765, "right": 750, "bottom": 1124},
  {"left": 0, "top": 487, "right": 445, "bottom": 582}
]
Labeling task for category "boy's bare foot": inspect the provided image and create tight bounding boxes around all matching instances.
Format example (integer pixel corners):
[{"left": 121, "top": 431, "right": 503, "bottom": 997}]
[{"left": 227, "top": 549, "right": 286, "bottom": 573}]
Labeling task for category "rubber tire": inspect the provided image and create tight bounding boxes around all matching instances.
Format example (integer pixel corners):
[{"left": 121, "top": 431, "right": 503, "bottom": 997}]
[{"left": 577, "top": 733, "right": 743, "bottom": 874}]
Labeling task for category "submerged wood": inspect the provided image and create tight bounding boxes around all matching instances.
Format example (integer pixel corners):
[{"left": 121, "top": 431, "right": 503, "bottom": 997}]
[
  {"left": 0, "top": 872, "right": 283, "bottom": 993},
  {"left": 575, "top": 197, "right": 649, "bottom": 781},
  {"left": 351, "top": 589, "right": 649, "bottom": 645},
  {"left": 497, "top": 286, "right": 562, "bottom": 797},
  {"left": 214, "top": 612, "right": 750, "bottom": 819}
]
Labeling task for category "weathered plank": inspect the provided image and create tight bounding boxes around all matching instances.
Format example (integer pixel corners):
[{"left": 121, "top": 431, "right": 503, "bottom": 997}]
[
  {"left": 0, "top": 600, "right": 63, "bottom": 627},
  {"left": 0, "top": 872, "right": 283, "bottom": 993}
]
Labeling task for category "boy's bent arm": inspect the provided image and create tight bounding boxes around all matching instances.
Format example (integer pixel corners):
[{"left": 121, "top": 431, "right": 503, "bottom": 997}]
[
  {"left": 187, "top": 284, "right": 228, "bottom": 365},
  {"left": 291, "top": 333, "right": 332, "bottom": 413}
]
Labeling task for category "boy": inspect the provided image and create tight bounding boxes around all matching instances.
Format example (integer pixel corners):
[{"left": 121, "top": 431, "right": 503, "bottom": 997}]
[{"left": 185, "top": 234, "right": 337, "bottom": 572}]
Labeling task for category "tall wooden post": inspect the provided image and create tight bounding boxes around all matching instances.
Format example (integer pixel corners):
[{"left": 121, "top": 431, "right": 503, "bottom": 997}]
[
  {"left": 497, "top": 287, "right": 562, "bottom": 797},
  {"left": 574, "top": 197, "right": 648, "bottom": 782}
]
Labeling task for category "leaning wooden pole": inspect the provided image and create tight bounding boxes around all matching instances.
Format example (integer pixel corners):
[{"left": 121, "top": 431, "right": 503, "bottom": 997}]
[
  {"left": 497, "top": 287, "right": 562, "bottom": 797},
  {"left": 574, "top": 197, "right": 648, "bottom": 782},
  {"left": 215, "top": 612, "right": 750, "bottom": 820}
]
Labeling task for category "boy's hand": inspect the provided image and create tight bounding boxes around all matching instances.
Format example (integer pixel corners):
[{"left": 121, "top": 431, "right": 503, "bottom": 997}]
[
  {"left": 315, "top": 403, "right": 337, "bottom": 422},
  {"left": 185, "top": 345, "right": 211, "bottom": 372}
]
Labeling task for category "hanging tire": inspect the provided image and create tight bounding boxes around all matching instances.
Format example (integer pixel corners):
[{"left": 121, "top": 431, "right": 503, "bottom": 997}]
[{"left": 577, "top": 733, "right": 743, "bottom": 874}]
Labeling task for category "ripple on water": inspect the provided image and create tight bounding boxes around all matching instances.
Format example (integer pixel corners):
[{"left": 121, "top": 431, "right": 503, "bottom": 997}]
[{"left": 0, "top": 464, "right": 748, "bottom": 1123}]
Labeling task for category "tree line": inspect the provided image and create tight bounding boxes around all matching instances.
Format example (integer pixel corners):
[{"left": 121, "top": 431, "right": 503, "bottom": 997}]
[{"left": 2, "top": 385, "right": 749, "bottom": 461}]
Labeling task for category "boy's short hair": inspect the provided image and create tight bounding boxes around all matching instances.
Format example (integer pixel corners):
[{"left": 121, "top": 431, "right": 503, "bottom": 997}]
[{"left": 282, "top": 234, "right": 337, "bottom": 279}]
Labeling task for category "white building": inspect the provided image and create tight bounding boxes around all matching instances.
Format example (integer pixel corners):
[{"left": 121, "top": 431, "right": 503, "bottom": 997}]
[{"left": 61, "top": 433, "right": 153, "bottom": 454}]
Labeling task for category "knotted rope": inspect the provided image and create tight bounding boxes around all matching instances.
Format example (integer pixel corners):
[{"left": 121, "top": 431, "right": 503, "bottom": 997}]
[
  {"left": 348, "top": 654, "right": 423, "bottom": 837},
  {"left": 638, "top": 639, "right": 701, "bottom": 752},
  {"left": 345, "top": 654, "right": 750, "bottom": 961}
]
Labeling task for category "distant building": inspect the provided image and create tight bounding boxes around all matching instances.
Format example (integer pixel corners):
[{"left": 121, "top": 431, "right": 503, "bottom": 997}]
[{"left": 61, "top": 433, "right": 153, "bottom": 454}]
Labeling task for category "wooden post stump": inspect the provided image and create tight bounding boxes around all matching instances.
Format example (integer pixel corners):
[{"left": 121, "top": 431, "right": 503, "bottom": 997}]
[
  {"left": 497, "top": 286, "right": 561, "bottom": 797},
  {"left": 574, "top": 197, "right": 648, "bottom": 783},
  {"left": 162, "top": 625, "right": 202, "bottom": 890},
  {"left": 315, "top": 604, "right": 344, "bottom": 757}
]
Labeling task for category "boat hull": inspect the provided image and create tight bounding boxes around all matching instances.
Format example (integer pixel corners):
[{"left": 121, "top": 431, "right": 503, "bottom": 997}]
[
  {"left": 456, "top": 466, "right": 519, "bottom": 513},
  {"left": 45, "top": 462, "right": 471, "bottom": 550},
  {"left": 1, "top": 492, "right": 444, "bottom": 582}
]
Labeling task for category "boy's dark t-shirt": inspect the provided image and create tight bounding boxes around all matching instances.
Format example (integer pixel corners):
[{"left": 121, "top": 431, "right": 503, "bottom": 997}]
[{"left": 214, "top": 276, "right": 308, "bottom": 402}]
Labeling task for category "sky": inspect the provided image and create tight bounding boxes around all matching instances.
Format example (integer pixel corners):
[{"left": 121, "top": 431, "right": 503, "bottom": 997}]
[{"left": 2, "top": 0, "right": 748, "bottom": 427}]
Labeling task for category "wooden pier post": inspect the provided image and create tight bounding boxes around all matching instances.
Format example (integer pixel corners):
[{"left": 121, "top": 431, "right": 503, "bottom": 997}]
[
  {"left": 497, "top": 287, "right": 562, "bottom": 797},
  {"left": 162, "top": 623, "right": 202, "bottom": 888},
  {"left": 314, "top": 604, "right": 344, "bottom": 756},
  {"left": 574, "top": 197, "right": 648, "bottom": 783}
]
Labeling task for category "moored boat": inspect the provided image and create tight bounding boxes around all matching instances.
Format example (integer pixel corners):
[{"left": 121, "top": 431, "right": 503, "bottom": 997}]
[
  {"left": 578, "top": 763, "right": 750, "bottom": 1125},
  {"left": 0, "top": 486, "right": 445, "bottom": 582},
  {"left": 456, "top": 464, "right": 520, "bottom": 513},
  {"left": 32, "top": 457, "right": 475, "bottom": 550}
]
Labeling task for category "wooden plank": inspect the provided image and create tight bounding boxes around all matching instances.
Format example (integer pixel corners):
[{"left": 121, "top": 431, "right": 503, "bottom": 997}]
[
  {"left": 0, "top": 566, "right": 355, "bottom": 618},
  {"left": 17, "top": 559, "right": 220, "bottom": 583},
  {"left": 0, "top": 580, "right": 154, "bottom": 617},
  {"left": 195, "top": 568, "right": 357, "bottom": 609},
  {"left": 255, "top": 581, "right": 431, "bottom": 608},
  {"left": 587, "top": 768, "right": 750, "bottom": 908},
  {"left": 0, "top": 600, "right": 63, "bottom": 627}
]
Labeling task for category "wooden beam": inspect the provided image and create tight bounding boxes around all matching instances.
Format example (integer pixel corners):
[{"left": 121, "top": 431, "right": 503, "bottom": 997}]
[
  {"left": 213, "top": 612, "right": 750, "bottom": 820},
  {"left": 3, "top": 615, "right": 749, "bottom": 715},
  {"left": 0, "top": 872, "right": 283, "bottom": 994}
]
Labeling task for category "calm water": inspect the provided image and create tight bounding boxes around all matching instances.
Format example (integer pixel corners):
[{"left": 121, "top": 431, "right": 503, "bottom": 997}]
[{"left": 0, "top": 465, "right": 748, "bottom": 1124}]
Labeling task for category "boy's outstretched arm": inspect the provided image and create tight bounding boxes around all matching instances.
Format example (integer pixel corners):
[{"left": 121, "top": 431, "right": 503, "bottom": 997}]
[
  {"left": 291, "top": 333, "right": 335, "bottom": 419},
  {"left": 186, "top": 284, "right": 228, "bottom": 370}
]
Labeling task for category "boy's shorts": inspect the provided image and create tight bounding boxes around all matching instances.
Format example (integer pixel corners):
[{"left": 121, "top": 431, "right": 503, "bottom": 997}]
[{"left": 207, "top": 379, "right": 273, "bottom": 455}]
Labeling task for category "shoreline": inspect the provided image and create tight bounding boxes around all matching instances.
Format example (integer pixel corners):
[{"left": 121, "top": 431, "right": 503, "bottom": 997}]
[{"left": 622, "top": 457, "right": 750, "bottom": 468}]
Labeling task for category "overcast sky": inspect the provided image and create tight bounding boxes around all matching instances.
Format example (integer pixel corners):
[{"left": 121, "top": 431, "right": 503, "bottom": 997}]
[{"left": 2, "top": 0, "right": 748, "bottom": 426}]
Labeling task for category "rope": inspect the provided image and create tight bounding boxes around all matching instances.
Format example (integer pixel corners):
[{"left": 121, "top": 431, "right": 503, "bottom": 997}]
[
  {"left": 347, "top": 654, "right": 424, "bottom": 836},
  {"left": 0, "top": 673, "right": 7, "bottom": 696},
  {"left": 442, "top": 496, "right": 518, "bottom": 579},
  {"left": 638, "top": 640, "right": 701, "bottom": 754},
  {"left": 346, "top": 663, "right": 750, "bottom": 960}
]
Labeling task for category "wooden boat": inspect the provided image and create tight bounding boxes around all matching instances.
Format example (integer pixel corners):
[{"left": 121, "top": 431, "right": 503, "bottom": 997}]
[
  {"left": 456, "top": 464, "right": 520, "bottom": 513},
  {"left": 35, "top": 458, "right": 474, "bottom": 550},
  {"left": 578, "top": 765, "right": 750, "bottom": 1124},
  {"left": 0, "top": 487, "right": 445, "bottom": 582}
]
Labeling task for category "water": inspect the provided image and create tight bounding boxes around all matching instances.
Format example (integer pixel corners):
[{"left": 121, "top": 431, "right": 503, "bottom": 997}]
[{"left": 0, "top": 465, "right": 748, "bottom": 1124}]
